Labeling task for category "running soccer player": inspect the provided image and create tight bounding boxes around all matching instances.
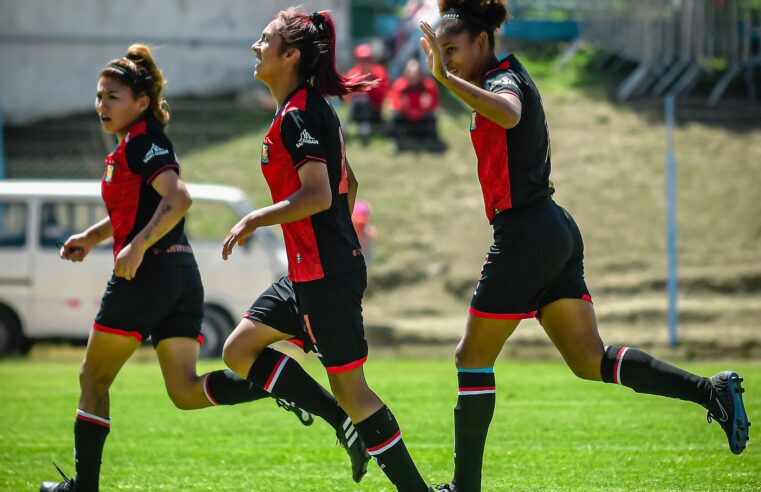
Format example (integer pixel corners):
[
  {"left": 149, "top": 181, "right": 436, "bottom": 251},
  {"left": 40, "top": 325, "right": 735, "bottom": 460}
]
[
  {"left": 40, "top": 44, "right": 312, "bottom": 492},
  {"left": 419, "top": 1, "right": 751, "bottom": 491},
  {"left": 221, "top": 9, "right": 432, "bottom": 491}
]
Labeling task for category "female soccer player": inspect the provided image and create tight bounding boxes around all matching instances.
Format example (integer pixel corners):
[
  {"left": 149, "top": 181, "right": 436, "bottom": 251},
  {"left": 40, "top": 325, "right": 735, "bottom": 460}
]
[
  {"left": 221, "top": 9, "right": 431, "bottom": 491},
  {"left": 419, "top": 1, "right": 750, "bottom": 490},
  {"left": 41, "top": 44, "right": 311, "bottom": 492}
]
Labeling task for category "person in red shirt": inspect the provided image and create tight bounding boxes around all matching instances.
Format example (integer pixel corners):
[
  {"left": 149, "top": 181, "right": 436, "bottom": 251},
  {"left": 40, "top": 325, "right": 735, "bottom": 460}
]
[
  {"left": 388, "top": 57, "right": 446, "bottom": 152},
  {"left": 345, "top": 44, "right": 390, "bottom": 144}
]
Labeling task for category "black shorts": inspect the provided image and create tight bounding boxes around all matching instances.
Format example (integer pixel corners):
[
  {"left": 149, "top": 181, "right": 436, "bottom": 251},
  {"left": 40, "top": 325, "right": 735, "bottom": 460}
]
[
  {"left": 244, "top": 269, "right": 369, "bottom": 373},
  {"left": 94, "top": 264, "right": 204, "bottom": 347},
  {"left": 470, "top": 200, "right": 592, "bottom": 320}
]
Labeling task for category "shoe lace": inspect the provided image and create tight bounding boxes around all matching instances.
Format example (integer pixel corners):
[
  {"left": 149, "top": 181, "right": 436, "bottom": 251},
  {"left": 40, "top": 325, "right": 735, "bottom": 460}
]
[
  {"left": 275, "top": 398, "right": 294, "bottom": 411},
  {"left": 53, "top": 462, "right": 74, "bottom": 486}
]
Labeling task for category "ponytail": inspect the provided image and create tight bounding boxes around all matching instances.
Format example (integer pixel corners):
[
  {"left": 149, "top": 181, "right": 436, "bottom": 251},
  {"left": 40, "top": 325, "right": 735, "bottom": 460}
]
[
  {"left": 277, "top": 9, "right": 376, "bottom": 97},
  {"left": 100, "top": 44, "right": 170, "bottom": 128}
]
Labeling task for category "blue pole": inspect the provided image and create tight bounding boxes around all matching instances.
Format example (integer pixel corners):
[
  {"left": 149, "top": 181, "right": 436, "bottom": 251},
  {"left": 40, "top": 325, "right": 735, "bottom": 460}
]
[{"left": 665, "top": 95, "right": 678, "bottom": 346}]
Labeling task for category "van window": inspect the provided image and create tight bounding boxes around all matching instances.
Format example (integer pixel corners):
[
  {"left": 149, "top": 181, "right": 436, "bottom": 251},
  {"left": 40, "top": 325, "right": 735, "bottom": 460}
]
[
  {"left": 0, "top": 202, "right": 27, "bottom": 247},
  {"left": 40, "top": 201, "right": 111, "bottom": 248},
  {"left": 185, "top": 200, "right": 238, "bottom": 242}
]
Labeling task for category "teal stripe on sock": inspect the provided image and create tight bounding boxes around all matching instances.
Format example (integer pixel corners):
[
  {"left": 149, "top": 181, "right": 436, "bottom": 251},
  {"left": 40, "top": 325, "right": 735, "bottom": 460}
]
[{"left": 457, "top": 367, "right": 494, "bottom": 374}]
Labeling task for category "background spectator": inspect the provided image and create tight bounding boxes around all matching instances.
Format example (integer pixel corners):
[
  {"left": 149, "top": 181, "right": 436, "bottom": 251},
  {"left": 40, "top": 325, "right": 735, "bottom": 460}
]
[
  {"left": 388, "top": 58, "right": 446, "bottom": 153},
  {"left": 345, "top": 44, "right": 390, "bottom": 145}
]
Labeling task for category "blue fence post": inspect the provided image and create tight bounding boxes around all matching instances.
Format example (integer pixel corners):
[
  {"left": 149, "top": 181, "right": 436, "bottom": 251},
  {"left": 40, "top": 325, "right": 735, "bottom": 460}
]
[
  {"left": 0, "top": 97, "right": 5, "bottom": 180},
  {"left": 664, "top": 95, "right": 678, "bottom": 347}
]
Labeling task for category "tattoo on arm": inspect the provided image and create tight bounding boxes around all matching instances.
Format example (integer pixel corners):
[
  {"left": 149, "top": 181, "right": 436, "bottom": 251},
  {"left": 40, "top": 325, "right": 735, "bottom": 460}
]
[{"left": 142, "top": 203, "right": 173, "bottom": 244}]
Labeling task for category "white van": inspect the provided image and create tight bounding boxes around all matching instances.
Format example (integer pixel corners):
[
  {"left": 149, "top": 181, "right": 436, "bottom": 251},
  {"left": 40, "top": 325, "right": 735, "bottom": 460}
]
[{"left": 0, "top": 180, "right": 287, "bottom": 358}]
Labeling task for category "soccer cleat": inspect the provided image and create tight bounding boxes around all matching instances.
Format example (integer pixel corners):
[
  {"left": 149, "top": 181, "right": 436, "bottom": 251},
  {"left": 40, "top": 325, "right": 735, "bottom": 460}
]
[
  {"left": 430, "top": 484, "right": 458, "bottom": 491},
  {"left": 275, "top": 398, "right": 314, "bottom": 426},
  {"left": 704, "top": 371, "right": 750, "bottom": 455},
  {"left": 40, "top": 463, "right": 75, "bottom": 492},
  {"left": 336, "top": 415, "right": 371, "bottom": 483}
]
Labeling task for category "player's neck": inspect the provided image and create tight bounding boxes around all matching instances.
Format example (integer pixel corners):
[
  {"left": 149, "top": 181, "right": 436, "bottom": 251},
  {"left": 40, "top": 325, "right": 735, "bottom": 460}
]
[{"left": 272, "top": 73, "right": 303, "bottom": 109}]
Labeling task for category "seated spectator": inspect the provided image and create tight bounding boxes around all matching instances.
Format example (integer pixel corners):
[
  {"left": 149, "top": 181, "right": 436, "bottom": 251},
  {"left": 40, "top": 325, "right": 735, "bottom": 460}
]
[
  {"left": 345, "top": 44, "right": 390, "bottom": 145},
  {"left": 388, "top": 58, "right": 446, "bottom": 153}
]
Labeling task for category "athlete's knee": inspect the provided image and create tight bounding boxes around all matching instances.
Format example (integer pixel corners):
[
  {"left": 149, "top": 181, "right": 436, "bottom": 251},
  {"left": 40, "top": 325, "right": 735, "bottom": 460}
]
[
  {"left": 455, "top": 339, "right": 493, "bottom": 369},
  {"left": 565, "top": 349, "right": 604, "bottom": 381},
  {"left": 165, "top": 379, "right": 200, "bottom": 410},
  {"left": 79, "top": 362, "right": 113, "bottom": 399}
]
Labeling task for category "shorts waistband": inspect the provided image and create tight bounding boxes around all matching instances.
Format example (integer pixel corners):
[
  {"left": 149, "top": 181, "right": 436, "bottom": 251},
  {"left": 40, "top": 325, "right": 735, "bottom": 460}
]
[{"left": 491, "top": 199, "right": 554, "bottom": 225}]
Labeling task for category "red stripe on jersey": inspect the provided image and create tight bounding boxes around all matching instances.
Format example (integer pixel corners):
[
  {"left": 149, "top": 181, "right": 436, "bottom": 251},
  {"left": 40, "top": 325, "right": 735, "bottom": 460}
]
[
  {"left": 471, "top": 112, "right": 512, "bottom": 222},
  {"left": 146, "top": 163, "right": 179, "bottom": 184},
  {"left": 338, "top": 128, "right": 349, "bottom": 194}
]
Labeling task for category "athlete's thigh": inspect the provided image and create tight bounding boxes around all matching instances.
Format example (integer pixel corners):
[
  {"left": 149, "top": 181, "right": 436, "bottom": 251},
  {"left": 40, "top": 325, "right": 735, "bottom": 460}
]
[
  {"left": 155, "top": 337, "right": 201, "bottom": 390},
  {"left": 456, "top": 315, "right": 521, "bottom": 368},
  {"left": 538, "top": 298, "right": 604, "bottom": 380},
  {"left": 80, "top": 328, "right": 140, "bottom": 386}
]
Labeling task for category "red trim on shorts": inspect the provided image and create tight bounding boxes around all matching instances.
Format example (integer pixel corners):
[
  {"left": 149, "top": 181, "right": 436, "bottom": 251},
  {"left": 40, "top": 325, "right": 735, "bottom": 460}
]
[
  {"left": 93, "top": 322, "right": 143, "bottom": 342},
  {"left": 287, "top": 338, "right": 304, "bottom": 348},
  {"left": 469, "top": 307, "right": 537, "bottom": 320},
  {"left": 326, "top": 356, "right": 368, "bottom": 374},
  {"left": 582, "top": 293, "right": 593, "bottom": 303},
  {"left": 197, "top": 334, "right": 205, "bottom": 346}
]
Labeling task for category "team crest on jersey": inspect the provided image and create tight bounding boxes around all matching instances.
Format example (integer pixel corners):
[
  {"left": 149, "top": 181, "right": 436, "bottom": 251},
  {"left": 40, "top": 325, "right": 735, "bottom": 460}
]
[
  {"left": 105, "top": 163, "right": 115, "bottom": 183},
  {"left": 261, "top": 143, "right": 270, "bottom": 164},
  {"left": 470, "top": 111, "right": 477, "bottom": 131},
  {"left": 296, "top": 129, "right": 318, "bottom": 148}
]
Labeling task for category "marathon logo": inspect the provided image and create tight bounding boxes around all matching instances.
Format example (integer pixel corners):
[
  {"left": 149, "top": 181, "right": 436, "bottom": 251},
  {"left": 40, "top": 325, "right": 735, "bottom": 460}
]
[
  {"left": 143, "top": 143, "right": 170, "bottom": 163},
  {"left": 296, "top": 129, "right": 318, "bottom": 148}
]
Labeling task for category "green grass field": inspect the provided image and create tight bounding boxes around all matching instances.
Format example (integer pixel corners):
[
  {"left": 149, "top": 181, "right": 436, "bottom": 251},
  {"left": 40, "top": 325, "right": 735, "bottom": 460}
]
[{"left": 2, "top": 356, "right": 759, "bottom": 491}]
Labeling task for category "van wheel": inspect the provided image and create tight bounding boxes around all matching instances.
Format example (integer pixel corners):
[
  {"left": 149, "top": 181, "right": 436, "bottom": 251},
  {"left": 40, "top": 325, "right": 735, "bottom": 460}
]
[
  {"left": 0, "top": 309, "right": 25, "bottom": 357},
  {"left": 199, "top": 307, "right": 233, "bottom": 359}
]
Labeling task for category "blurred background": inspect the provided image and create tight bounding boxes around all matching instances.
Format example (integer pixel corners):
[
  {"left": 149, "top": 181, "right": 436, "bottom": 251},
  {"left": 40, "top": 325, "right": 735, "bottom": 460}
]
[{"left": 1, "top": 0, "right": 760, "bottom": 361}]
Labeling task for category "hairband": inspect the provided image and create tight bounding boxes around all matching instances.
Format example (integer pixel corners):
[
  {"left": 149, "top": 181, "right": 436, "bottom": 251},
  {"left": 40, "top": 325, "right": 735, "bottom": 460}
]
[{"left": 441, "top": 8, "right": 493, "bottom": 32}]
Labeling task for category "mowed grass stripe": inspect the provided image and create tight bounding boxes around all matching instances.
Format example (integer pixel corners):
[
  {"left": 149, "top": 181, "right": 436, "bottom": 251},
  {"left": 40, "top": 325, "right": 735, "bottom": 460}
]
[{"left": 1, "top": 358, "right": 758, "bottom": 490}]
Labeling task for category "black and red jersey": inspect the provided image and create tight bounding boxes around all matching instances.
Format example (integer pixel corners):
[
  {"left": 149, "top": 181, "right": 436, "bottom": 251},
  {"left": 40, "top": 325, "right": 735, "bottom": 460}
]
[
  {"left": 101, "top": 116, "right": 194, "bottom": 265},
  {"left": 260, "top": 85, "right": 364, "bottom": 283},
  {"left": 470, "top": 55, "right": 553, "bottom": 222}
]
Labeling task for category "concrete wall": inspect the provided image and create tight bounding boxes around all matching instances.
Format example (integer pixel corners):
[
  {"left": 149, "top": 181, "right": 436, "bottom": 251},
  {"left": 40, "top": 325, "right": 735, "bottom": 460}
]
[{"left": 0, "top": 0, "right": 350, "bottom": 124}]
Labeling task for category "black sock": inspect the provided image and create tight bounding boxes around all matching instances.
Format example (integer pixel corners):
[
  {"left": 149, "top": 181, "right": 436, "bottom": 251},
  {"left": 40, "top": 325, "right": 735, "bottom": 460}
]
[
  {"left": 74, "top": 409, "right": 110, "bottom": 492},
  {"left": 453, "top": 369, "right": 496, "bottom": 492},
  {"left": 354, "top": 406, "right": 428, "bottom": 492},
  {"left": 600, "top": 346, "right": 712, "bottom": 404},
  {"left": 203, "top": 370, "right": 269, "bottom": 405},
  {"left": 247, "top": 348, "right": 344, "bottom": 429}
]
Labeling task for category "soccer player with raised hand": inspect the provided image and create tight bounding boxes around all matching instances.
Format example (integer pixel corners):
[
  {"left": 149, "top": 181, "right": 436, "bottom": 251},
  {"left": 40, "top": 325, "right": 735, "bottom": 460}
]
[
  {"left": 419, "top": 1, "right": 750, "bottom": 490},
  {"left": 221, "top": 8, "right": 434, "bottom": 491},
  {"left": 40, "top": 44, "right": 312, "bottom": 492}
]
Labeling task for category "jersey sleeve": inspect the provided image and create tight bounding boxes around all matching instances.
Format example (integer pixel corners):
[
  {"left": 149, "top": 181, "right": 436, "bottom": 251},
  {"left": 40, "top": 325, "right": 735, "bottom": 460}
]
[
  {"left": 280, "top": 109, "right": 327, "bottom": 169},
  {"left": 485, "top": 70, "right": 524, "bottom": 102},
  {"left": 124, "top": 134, "right": 179, "bottom": 184}
]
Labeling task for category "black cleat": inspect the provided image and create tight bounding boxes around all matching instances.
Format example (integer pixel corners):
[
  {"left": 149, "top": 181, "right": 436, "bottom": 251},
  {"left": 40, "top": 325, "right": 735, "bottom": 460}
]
[
  {"left": 704, "top": 371, "right": 750, "bottom": 455},
  {"left": 336, "top": 415, "right": 371, "bottom": 483},
  {"left": 40, "top": 463, "right": 75, "bottom": 491},
  {"left": 430, "top": 484, "right": 458, "bottom": 491},
  {"left": 275, "top": 398, "right": 314, "bottom": 426}
]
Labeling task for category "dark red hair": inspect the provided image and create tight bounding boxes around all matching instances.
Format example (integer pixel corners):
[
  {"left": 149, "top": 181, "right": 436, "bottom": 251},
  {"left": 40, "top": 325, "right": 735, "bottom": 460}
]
[{"left": 276, "top": 8, "right": 376, "bottom": 97}]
